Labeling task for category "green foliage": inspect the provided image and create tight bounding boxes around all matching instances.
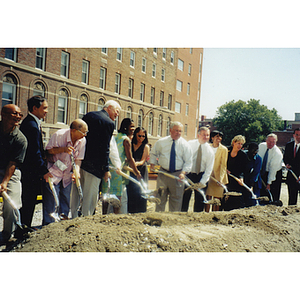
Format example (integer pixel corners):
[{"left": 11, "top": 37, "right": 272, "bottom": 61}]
[{"left": 212, "top": 99, "right": 284, "bottom": 146}]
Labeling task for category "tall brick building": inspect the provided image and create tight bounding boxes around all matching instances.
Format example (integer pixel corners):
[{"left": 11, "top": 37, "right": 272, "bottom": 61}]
[{"left": 0, "top": 48, "right": 203, "bottom": 145}]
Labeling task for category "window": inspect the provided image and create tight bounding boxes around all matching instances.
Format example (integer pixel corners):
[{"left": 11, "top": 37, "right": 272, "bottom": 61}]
[
  {"left": 188, "top": 64, "right": 192, "bottom": 76},
  {"left": 61, "top": 51, "right": 69, "bottom": 78},
  {"left": 150, "top": 87, "right": 155, "bottom": 105},
  {"left": 161, "top": 68, "right": 165, "bottom": 82},
  {"left": 187, "top": 83, "right": 190, "bottom": 95},
  {"left": 162, "top": 48, "right": 166, "bottom": 59},
  {"left": 101, "top": 48, "right": 107, "bottom": 54},
  {"left": 152, "top": 63, "right": 156, "bottom": 78},
  {"left": 115, "top": 73, "right": 121, "bottom": 94},
  {"left": 128, "top": 79, "right": 134, "bottom": 98},
  {"left": 190, "top": 48, "right": 193, "bottom": 54},
  {"left": 117, "top": 48, "right": 122, "bottom": 61},
  {"left": 153, "top": 48, "right": 157, "bottom": 56},
  {"left": 142, "top": 57, "right": 146, "bottom": 73},
  {"left": 98, "top": 98, "right": 105, "bottom": 111},
  {"left": 148, "top": 112, "right": 153, "bottom": 136},
  {"left": 33, "top": 82, "right": 45, "bottom": 97},
  {"left": 127, "top": 106, "right": 132, "bottom": 119},
  {"left": 159, "top": 91, "right": 164, "bottom": 107},
  {"left": 158, "top": 115, "right": 162, "bottom": 136},
  {"left": 36, "top": 48, "right": 46, "bottom": 70},
  {"left": 185, "top": 104, "right": 189, "bottom": 116},
  {"left": 178, "top": 58, "right": 184, "bottom": 71},
  {"left": 100, "top": 67, "right": 106, "bottom": 89},
  {"left": 138, "top": 109, "right": 143, "bottom": 127},
  {"left": 175, "top": 102, "right": 181, "bottom": 113},
  {"left": 140, "top": 83, "right": 145, "bottom": 101},
  {"left": 168, "top": 94, "right": 172, "bottom": 110},
  {"left": 170, "top": 51, "right": 174, "bottom": 64},
  {"left": 57, "top": 89, "right": 68, "bottom": 123},
  {"left": 5, "top": 48, "right": 17, "bottom": 61},
  {"left": 166, "top": 117, "right": 171, "bottom": 136},
  {"left": 176, "top": 80, "right": 183, "bottom": 92},
  {"left": 82, "top": 60, "right": 89, "bottom": 84},
  {"left": 130, "top": 51, "right": 135, "bottom": 68},
  {"left": 184, "top": 124, "right": 188, "bottom": 136},
  {"left": 79, "top": 94, "right": 87, "bottom": 119},
  {"left": 2, "top": 75, "right": 17, "bottom": 107}
]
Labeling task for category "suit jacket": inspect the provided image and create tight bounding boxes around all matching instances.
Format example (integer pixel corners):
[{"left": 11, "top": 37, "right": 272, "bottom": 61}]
[
  {"left": 284, "top": 141, "right": 300, "bottom": 176},
  {"left": 19, "top": 114, "right": 48, "bottom": 178},
  {"left": 81, "top": 110, "right": 115, "bottom": 179}
]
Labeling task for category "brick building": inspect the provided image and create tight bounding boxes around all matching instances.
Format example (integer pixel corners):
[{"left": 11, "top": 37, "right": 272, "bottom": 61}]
[{"left": 0, "top": 47, "right": 203, "bottom": 145}]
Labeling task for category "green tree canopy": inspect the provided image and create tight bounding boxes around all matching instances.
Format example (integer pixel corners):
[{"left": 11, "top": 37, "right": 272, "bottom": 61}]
[{"left": 212, "top": 99, "right": 284, "bottom": 146}]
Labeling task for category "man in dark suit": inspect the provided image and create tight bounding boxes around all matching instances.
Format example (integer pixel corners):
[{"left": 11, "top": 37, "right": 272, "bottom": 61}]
[
  {"left": 19, "top": 96, "right": 52, "bottom": 227},
  {"left": 283, "top": 128, "right": 300, "bottom": 205},
  {"left": 79, "top": 100, "right": 121, "bottom": 216}
]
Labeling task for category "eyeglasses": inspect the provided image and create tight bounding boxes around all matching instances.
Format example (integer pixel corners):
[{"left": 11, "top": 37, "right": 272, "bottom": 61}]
[
  {"left": 138, "top": 135, "right": 145, "bottom": 138},
  {"left": 77, "top": 129, "right": 89, "bottom": 136}
]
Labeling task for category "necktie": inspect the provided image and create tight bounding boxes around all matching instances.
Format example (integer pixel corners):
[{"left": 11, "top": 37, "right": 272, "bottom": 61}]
[
  {"left": 169, "top": 140, "right": 176, "bottom": 172},
  {"left": 195, "top": 144, "right": 202, "bottom": 174},
  {"left": 294, "top": 144, "right": 298, "bottom": 158},
  {"left": 261, "top": 148, "right": 269, "bottom": 175}
]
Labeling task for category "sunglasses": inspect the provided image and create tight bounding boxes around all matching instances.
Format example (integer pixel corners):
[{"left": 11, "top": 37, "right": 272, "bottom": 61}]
[{"left": 138, "top": 135, "right": 145, "bottom": 138}]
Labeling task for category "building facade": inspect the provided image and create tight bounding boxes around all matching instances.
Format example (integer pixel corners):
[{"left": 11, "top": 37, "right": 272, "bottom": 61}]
[{"left": 0, "top": 47, "right": 203, "bottom": 145}]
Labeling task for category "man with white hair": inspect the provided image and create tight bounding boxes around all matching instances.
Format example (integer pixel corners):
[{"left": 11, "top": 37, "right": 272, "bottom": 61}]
[
  {"left": 258, "top": 133, "right": 283, "bottom": 205},
  {"left": 150, "top": 121, "right": 192, "bottom": 212},
  {"left": 79, "top": 100, "right": 121, "bottom": 216}
]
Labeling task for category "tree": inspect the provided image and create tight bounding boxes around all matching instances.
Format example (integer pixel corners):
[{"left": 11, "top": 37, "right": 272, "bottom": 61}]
[{"left": 212, "top": 99, "right": 284, "bottom": 146}]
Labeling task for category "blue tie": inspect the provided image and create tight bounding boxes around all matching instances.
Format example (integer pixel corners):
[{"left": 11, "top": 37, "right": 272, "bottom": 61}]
[
  {"left": 169, "top": 140, "right": 176, "bottom": 172},
  {"left": 261, "top": 148, "right": 269, "bottom": 175}
]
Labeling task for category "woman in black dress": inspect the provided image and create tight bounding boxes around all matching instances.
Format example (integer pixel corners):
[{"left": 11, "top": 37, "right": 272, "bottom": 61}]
[{"left": 127, "top": 127, "right": 150, "bottom": 213}]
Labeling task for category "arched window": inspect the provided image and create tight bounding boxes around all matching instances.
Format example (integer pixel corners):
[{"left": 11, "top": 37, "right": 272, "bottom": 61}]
[
  {"left": 57, "top": 88, "right": 68, "bottom": 123},
  {"left": 33, "top": 81, "right": 45, "bottom": 97},
  {"left": 127, "top": 106, "right": 132, "bottom": 119},
  {"left": 2, "top": 74, "right": 17, "bottom": 107},
  {"left": 98, "top": 98, "right": 105, "bottom": 111},
  {"left": 79, "top": 94, "right": 88, "bottom": 119},
  {"left": 148, "top": 112, "right": 153, "bottom": 136},
  {"left": 138, "top": 109, "right": 143, "bottom": 127},
  {"left": 166, "top": 117, "right": 171, "bottom": 136},
  {"left": 158, "top": 114, "right": 162, "bottom": 136}
]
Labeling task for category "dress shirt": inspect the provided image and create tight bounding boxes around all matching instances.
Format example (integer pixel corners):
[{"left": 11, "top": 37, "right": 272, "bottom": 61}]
[
  {"left": 258, "top": 142, "right": 283, "bottom": 184},
  {"left": 109, "top": 135, "right": 122, "bottom": 169},
  {"left": 45, "top": 129, "right": 86, "bottom": 187},
  {"left": 149, "top": 135, "right": 192, "bottom": 174},
  {"left": 188, "top": 139, "right": 215, "bottom": 185},
  {"left": 28, "top": 112, "right": 42, "bottom": 129}
]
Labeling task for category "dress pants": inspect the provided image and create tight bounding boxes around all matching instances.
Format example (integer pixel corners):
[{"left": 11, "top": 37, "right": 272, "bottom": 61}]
[
  {"left": 0, "top": 169, "right": 22, "bottom": 239},
  {"left": 261, "top": 170, "right": 282, "bottom": 202},
  {"left": 42, "top": 180, "right": 72, "bottom": 225},
  {"left": 286, "top": 172, "right": 300, "bottom": 205},
  {"left": 155, "top": 170, "right": 185, "bottom": 212},
  {"left": 181, "top": 172, "right": 205, "bottom": 212}
]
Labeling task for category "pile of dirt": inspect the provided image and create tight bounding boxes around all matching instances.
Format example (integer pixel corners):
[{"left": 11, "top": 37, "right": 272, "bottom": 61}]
[{"left": 14, "top": 204, "right": 300, "bottom": 252}]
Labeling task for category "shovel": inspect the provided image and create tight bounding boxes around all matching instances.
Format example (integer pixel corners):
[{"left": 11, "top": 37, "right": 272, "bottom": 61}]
[
  {"left": 156, "top": 169, "right": 208, "bottom": 203},
  {"left": 48, "top": 177, "right": 68, "bottom": 222},
  {"left": 102, "top": 177, "right": 121, "bottom": 208},
  {"left": 70, "top": 152, "right": 84, "bottom": 216},
  {"left": 109, "top": 166, "right": 160, "bottom": 204},
  {"left": 209, "top": 176, "right": 242, "bottom": 200},
  {"left": 283, "top": 165, "right": 300, "bottom": 183},
  {"left": 1, "top": 191, "right": 34, "bottom": 235}
]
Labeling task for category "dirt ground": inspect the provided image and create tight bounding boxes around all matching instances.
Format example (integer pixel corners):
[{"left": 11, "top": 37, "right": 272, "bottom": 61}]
[{"left": 2, "top": 181, "right": 300, "bottom": 253}]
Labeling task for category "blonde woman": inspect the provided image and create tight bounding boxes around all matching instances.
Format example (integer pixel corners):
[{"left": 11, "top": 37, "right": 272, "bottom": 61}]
[{"left": 205, "top": 131, "right": 228, "bottom": 212}]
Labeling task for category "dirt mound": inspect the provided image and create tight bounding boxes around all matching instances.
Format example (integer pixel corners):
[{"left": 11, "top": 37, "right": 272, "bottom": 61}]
[{"left": 14, "top": 205, "right": 300, "bottom": 252}]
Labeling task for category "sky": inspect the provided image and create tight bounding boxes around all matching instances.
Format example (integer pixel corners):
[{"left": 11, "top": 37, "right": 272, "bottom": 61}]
[{"left": 200, "top": 48, "right": 300, "bottom": 121}]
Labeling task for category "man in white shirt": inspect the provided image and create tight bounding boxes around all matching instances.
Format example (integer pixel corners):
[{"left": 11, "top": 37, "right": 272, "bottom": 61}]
[
  {"left": 181, "top": 126, "right": 215, "bottom": 212},
  {"left": 258, "top": 133, "right": 283, "bottom": 204},
  {"left": 150, "top": 121, "right": 192, "bottom": 212}
]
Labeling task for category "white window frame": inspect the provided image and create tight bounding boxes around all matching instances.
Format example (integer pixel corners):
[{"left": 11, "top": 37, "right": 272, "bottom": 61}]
[
  {"left": 82, "top": 60, "right": 89, "bottom": 84},
  {"left": 162, "top": 48, "right": 166, "bottom": 60},
  {"left": 150, "top": 87, "right": 155, "bottom": 105},
  {"left": 148, "top": 112, "right": 153, "bottom": 136},
  {"left": 161, "top": 68, "right": 165, "bottom": 82},
  {"left": 101, "top": 48, "right": 108, "bottom": 54},
  {"left": 166, "top": 117, "right": 171, "bottom": 136},
  {"left": 185, "top": 104, "right": 189, "bottom": 116},
  {"left": 187, "top": 83, "right": 190, "bottom": 95},
  {"left": 36, "top": 48, "right": 46, "bottom": 70},
  {"left": 175, "top": 102, "right": 181, "bottom": 113},
  {"left": 188, "top": 64, "right": 192, "bottom": 76},
  {"left": 100, "top": 67, "right": 106, "bottom": 90},
  {"left": 138, "top": 109, "right": 143, "bottom": 127},
  {"left": 128, "top": 78, "right": 134, "bottom": 98},
  {"left": 170, "top": 51, "right": 174, "bottom": 64},
  {"left": 158, "top": 114, "right": 162, "bottom": 137},
  {"left": 178, "top": 58, "right": 184, "bottom": 71},
  {"left": 2, "top": 82, "right": 16, "bottom": 107},
  {"left": 130, "top": 51, "right": 135, "bottom": 68},
  {"left": 127, "top": 106, "right": 132, "bottom": 119},
  {"left": 61, "top": 51, "right": 69, "bottom": 78},
  {"left": 115, "top": 73, "right": 121, "bottom": 94},
  {"left": 79, "top": 100, "right": 87, "bottom": 119},
  {"left": 117, "top": 48, "right": 122, "bottom": 61},
  {"left": 168, "top": 94, "right": 172, "bottom": 110},
  {"left": 5, "top": 48, "right": 17, "bottom": 61},
  {"left": 152, "top": 63, "right": 156, "bottom": 78},
  {"left": 142, "top": 57, "right": 146, "bottom": 73},
  {"left": 140, "top": 83, "right": 145, "bottom": 101},
  {"left": 57, "top": 95, "right": 68, "bottom": 124},
  {"left": 160, "top": 91, "right": 164, "bottom": 107},
  {"left": 176, "top": 80, "right": 183, "bottom": 92}
]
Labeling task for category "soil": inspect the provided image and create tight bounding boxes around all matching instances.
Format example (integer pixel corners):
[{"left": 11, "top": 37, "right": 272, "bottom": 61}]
[{"left": 3, "top": 182, "right": 300, "bottom": 253}]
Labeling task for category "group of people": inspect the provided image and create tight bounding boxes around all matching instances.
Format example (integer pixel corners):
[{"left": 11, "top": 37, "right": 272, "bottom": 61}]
[{"left": 1, "top": 95, "right": 300, "bottom": 243}]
